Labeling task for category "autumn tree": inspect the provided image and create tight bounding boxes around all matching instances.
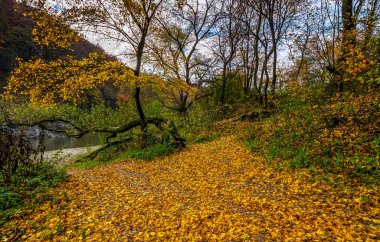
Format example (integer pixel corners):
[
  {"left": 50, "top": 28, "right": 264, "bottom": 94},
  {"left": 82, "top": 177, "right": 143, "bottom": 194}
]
[
  {"left": 3, "top": 1, "right": 186, "bottom": 154},
  {"left": 339, "top": 0, "right": 380, "bottom": 90},
  {"left": 297, "top": 0, "right": 379, "bottom": 92},
  {"left": 0, "top": 0, "right": 39, "bottom": 89}
]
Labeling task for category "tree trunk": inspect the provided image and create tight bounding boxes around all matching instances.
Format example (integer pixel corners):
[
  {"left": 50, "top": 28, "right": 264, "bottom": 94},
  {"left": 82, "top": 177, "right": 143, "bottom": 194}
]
[
  {"left": 134, "top": 36, "right": 147, "bottom": 142},
  {"left": 176, "top": 61, "right": 192, "bottom": 115},
  {"left": 259, "top": 57, "right": 266, "bottom": 106},
  {"left": 243, "top": 35, "right": 251, "bottom": 95},
  {"left": 178, "top": 91, "right": 189, "bottom": 115},
  {"left": 268, "top": 2, "right": 277, "bottom": 94},
  {"left": 339, "top": 0, "right": 356, "bottom": 92},
  {"left": 264, "top": 65, "right": 269, "bottom": 107},
  {"left": 253, "top": 7, "right": 262, "bottom": 101},
  {"left": 271, "top": 47, "right": 277, "bottom": 93},
  {"left": 220, "top": 64, "right": 228, "bottom": 104},
  {"left": 134, "top": 87, "right": 146, "bottom": 127},
  {"left": 342, "top": 0, "right": 355, "bottom": 47},
  {"left": 363, "top": 0, "right": 378, "bottom": 50}
]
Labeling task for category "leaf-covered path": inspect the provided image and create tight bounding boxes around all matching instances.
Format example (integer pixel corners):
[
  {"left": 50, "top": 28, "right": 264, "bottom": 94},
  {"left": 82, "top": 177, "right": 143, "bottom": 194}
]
[{"left": 2, "top": 136, "right": 380, "bottom": 241}]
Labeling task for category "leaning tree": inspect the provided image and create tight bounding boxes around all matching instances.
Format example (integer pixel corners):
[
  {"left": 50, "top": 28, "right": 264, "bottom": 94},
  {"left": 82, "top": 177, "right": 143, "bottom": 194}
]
[{"left": 3, "top": 0, "right": 189, "bottom": 156}]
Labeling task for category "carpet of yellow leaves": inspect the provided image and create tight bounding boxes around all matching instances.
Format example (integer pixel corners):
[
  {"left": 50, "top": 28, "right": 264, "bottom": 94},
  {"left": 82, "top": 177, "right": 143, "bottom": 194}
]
[{"left": 1, "top": 136, "right": 380, "bottom": 241}]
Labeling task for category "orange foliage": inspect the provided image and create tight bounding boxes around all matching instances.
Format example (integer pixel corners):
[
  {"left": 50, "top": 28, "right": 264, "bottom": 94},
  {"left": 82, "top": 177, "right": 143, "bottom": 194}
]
[
  {"left": 341, "top": 45, "right": 371, "bottom": 82},
  {"left": 1, "top": 136, "right": 379, "bottom": 240}
]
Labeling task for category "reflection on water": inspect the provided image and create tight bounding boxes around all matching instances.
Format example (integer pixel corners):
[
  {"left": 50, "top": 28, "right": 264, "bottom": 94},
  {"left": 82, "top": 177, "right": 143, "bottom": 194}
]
[{"left": 29, "top": 133, "right": 106, "bottom": 151}]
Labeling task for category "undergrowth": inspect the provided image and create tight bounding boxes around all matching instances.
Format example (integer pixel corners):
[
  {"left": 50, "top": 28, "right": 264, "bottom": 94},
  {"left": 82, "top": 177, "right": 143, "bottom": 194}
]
[
  {"left": 243, "top": 87, "right": 380, "bottom": 184},
  {"left": 0, "top": 129, "right": 68, "bottom": 225}
]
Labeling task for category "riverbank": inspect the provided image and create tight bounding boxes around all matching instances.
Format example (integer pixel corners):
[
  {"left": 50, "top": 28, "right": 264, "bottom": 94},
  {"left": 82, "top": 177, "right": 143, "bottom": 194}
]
[{"left": 43, "top": 145, "right": 102, "bottom": 164}]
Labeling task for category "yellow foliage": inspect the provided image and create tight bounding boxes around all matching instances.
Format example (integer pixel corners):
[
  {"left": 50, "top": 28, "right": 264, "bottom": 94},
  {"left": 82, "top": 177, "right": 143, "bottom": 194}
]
[
  {"left": 27, "top": 10, "right": 79, "bottom": 49},
  {"left": 1, "top": 136, "right": 379, "bottom": 240},
  {"left": 3, "top": 52, "right": 195, "bottom": 106}
]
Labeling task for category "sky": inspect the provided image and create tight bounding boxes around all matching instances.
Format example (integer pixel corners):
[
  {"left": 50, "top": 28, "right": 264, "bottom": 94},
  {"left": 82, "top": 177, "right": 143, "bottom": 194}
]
[
  {"left": 41, "top": 0, "right": 126, "bottom": 58},
  {"left": 41, "top": 0, "right": 295, "bottom": 70}
]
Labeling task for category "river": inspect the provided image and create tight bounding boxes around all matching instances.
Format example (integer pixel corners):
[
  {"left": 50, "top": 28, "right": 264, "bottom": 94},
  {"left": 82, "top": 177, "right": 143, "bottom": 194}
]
[{"left": 29, "top": 132, "right": 106, "bottom": 151}]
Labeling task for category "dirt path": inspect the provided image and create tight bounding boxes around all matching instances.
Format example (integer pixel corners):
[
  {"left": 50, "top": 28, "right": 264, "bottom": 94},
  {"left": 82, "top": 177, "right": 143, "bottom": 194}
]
[{"left": 2, "top": 136, "right": 380, "bottom": 241}]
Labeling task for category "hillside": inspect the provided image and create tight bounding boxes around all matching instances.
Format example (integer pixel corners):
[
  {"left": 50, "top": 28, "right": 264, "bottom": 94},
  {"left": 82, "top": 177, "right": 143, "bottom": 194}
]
[{"left": 0, "top": 1, "right": 106, "bottom": 92}]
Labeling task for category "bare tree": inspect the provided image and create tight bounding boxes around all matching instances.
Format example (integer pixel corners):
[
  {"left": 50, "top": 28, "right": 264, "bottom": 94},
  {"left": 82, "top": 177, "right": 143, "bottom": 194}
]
[
  {"left": 285, "top": 1, "right": 315, "bottom": 84},
  {"left": 261, "top": 0, "right": 300, "bottom": 94},
  {"left": 209, "top": 0, "right": 243, "bottom": 104},
  {"left": 236, "top": 0, "right": 299, "bottom": 106},
  {"left": 238, "top": 0, "right": 264, "bottom": 101},
  {"left": 151, "top": 0, "right": 220, "bottom": 113}
]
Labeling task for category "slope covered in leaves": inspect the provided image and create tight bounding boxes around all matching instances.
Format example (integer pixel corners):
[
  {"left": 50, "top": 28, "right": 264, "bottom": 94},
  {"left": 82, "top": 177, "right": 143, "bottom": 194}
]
[{"left": 1, "top": 136, "right": 380, "bottom": 241}]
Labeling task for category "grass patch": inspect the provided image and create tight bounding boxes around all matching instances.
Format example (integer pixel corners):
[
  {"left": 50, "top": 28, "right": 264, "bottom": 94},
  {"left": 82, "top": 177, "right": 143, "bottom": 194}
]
[
  {"left": 70, "top": 142, "right": 176, "bottom": 170},
  {"left": 0, "top": 128, "right": 68, "bottom": 225},
  {"left": 69, "top": 159, "right": 105, "bottom": 170},
  {"left": 194, "top": 136, "right": 207, "bottom": 143},
  {"left": 124, "top": 143, "right": 175, "bottom": 160}
]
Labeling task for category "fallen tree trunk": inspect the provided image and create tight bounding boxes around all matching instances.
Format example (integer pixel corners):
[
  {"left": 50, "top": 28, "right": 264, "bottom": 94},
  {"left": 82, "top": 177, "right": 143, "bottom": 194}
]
[
  {"left": 0, "top": 114, "right": 186, "bottom": 160},
  {"left": 240, "top": 110, "right": 275, "bottom": 121},
  {"left": 84, "top": 118, "right": 186, "bottom": 159}
]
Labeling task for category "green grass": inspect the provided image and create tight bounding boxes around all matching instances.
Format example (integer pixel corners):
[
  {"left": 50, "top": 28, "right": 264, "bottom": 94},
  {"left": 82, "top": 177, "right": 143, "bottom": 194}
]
[
  {"left": 193, "top": 136, "right": 207, "bottom": 143},
  {"left": 69, "top": 159, "right": 106, "bottom": 170},
  {"left": 70, "top": 142, "right": 176, "bottom": 170},
  {"left": 124, "top": 143, "right": 175, "bottom": 160},
  {"left": 0, "top": 101, "right": 138, "bottom": 130}
]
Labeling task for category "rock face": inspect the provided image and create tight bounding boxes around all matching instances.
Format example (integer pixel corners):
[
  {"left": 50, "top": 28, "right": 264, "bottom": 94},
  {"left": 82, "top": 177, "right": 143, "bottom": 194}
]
[{"left": 0, "top": 125, "right": 65, "bottom": 139}]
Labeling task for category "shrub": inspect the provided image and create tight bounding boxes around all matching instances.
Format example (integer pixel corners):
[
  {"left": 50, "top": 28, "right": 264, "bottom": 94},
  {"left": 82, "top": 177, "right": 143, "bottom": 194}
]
[
  {"left": 0, "top": 128, "right": 40, "bottom": 183},
  {"left": 0, "top": 129, "right": 67, "bottom": 224}
]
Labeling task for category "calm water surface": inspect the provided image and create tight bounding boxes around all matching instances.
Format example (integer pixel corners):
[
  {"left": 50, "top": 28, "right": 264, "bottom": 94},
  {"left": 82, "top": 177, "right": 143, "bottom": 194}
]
[{"left": 29, "top": 133, "right": 106, "bottom": 151}]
